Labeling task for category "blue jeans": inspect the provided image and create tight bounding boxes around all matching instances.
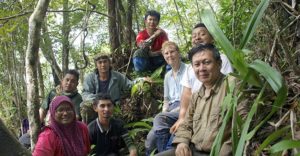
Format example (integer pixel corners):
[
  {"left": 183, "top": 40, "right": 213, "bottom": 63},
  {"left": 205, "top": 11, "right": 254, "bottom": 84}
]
[
  {"left": 145, "top": 111, "right": 179, "bottom": 155},
  {"left": 133, "top": 49, "right": 166, "bottom": 72}
]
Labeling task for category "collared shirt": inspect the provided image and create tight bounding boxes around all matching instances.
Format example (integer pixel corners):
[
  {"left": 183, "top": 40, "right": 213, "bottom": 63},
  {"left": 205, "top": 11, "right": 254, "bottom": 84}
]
[
  {"left": 180, "top": 54, "right": 233, "bottom": 93},
  {"left": 88, "top": 118, "right": 135, "bottom": 156},
  {"left": 82, "top": 70, "right": 133, "bottom": 103},
  {"left": 174, "top": 74, "right": 236, "bottom": 154},
  {"left": 164, "top": 62, "right": 187, "bottom": 105}
]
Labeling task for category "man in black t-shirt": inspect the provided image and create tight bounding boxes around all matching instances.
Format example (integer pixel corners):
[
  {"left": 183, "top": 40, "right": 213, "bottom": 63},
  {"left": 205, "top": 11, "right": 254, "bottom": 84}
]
[{"left": 88, "top": 94, "right": 137, "bottom": 156}]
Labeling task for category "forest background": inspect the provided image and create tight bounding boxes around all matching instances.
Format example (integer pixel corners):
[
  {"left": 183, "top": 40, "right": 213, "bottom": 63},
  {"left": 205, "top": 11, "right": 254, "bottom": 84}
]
[{"left": 0, "top": 0, "right": 299, "bottom": 155}]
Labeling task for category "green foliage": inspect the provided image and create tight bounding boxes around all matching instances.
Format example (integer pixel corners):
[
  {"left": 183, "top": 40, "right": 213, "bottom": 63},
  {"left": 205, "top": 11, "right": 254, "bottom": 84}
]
[
  {"left": 270, "top": 140, "right": 300, "bottom": 154},
  {"left": 255, "top": 126, "right": 290, "bottom": 154},
  {"left": 201, "top": 0, "right": 288, "bottom": 155},
  {"left": 125, "top": 118, "right": 153, "bottom": 139}
]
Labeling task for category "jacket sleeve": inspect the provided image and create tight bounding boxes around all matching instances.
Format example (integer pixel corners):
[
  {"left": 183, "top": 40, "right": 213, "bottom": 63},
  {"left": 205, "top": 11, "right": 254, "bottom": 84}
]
[
  {"left": 82, "top": 73, "right": 97, "bottom": 101},
  {"left": 118, "top": 72, "right": 133, "bottom": 93},
  {"left": 33, "top": 129, "right": 56, "bottom": 156},
  {"left": 172, "top": 93, "right": 196, "bottom": 145}
]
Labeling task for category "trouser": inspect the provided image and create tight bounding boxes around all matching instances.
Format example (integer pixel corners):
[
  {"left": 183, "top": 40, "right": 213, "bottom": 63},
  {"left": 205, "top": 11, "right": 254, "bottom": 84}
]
[
  {"left": 155, "top": 144, "right": 210, "bottom": 156},
  {"left": 132, "top": 48, "right": 166, "bottom": 72},
  {"left": 145, "top": 111, "right": 179, "bottom": 156}
]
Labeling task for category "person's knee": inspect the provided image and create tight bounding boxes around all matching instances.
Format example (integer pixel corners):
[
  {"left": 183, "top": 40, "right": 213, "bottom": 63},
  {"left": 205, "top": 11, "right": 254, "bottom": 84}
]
[
  {"left": 145, "top": 130, "right": 156, "bottom": 147},
  {"left": 153, "top": 113, "right": 167, "bottom": 129},
  {"left": 133, "top": 56, "right": 149, "bottom": 72}
]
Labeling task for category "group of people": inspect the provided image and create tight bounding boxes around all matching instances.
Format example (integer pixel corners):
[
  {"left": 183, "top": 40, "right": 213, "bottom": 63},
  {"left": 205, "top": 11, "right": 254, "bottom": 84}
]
[{"left": 29, "top": 9, "right": 247, "bottom": 156}]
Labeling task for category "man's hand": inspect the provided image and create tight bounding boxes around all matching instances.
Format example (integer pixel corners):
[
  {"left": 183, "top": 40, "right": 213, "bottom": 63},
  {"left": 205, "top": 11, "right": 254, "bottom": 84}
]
[
  {"left": 129, "top": 148, "right": 138, "bottom": 156},
  {"left": 143, "top": 76, "right": 153, "bottom": 83},
  {"left": 175, "top": 143, "right": 192, "bottom": 156},
  {"left": 153, "top": 28, "right": 163, "bottom": 37},
  {"left": 170, "top": 118, "right": 184, "bottom": 134}
]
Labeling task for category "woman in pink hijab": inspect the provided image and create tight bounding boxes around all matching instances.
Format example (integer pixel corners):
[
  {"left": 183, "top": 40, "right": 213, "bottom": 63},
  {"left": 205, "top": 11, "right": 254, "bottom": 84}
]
[{"left": 33, "top": 95, "right": 90, "bottom": 156}]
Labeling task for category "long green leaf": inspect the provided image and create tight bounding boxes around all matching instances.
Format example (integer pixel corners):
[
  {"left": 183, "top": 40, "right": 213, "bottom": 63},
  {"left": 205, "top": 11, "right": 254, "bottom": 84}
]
[
  {"left": 249, "top": 60, "right": 283, "bottom": 93},
  {"left": 255, "top": 126, "right": 290, "bottom": 155},
  {"left": 201, "top": 9, "right": 235, "bottom": 62},
  {"left": 201, "top": 10, "right": 261, "bottom": 87},
  {"left": 235, "top": 83, "right": 267, "bottom": 156},
  {"left": 210, "top": 77, "right": 236, "bottom": 155},
  {"left": 239, "top": 0, "right": 270, "bottom": 49},
  {"left": 247, "top": 85, "right": 287, "bottom": 139},
  {"left": 270, "top": 140, "right": 300, "bottom": 153}
]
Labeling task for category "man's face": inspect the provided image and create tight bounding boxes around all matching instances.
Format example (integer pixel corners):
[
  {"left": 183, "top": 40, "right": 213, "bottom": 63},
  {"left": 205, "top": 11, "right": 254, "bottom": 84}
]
[
  {"left": 94, "top": 99, "right": 113, "bottom": 119},
  {"left": 61, "top": 74, "right": 78, "bottom": 92},
  {"left": 192, "top": 49, "right": 221, "bottom": 87},
  {"left": 192, "top": 27, "right": 214, "bottom": 47},
  {"left": 96, "top": 59, "right": 110, "bottom": 73},
  {"left": 54, "top": 102, "right": 75, "bottom": 125},
  {"left": 145, "top": 15, "right": 159, "bottom": 30},
  {"left": 162, "top": 45, "right": 180, "bottom": 67}
]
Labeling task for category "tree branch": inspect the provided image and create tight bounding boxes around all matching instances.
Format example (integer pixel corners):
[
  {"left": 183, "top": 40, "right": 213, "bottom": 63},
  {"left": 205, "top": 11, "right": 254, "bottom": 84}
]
[{"left": 0, "top": 9, "right": 115, "bottom": 21}]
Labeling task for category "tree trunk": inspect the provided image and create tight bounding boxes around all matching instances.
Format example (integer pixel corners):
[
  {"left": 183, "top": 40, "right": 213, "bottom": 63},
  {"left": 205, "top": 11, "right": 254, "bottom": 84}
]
[
  {"left": 41, "top": 21, "right": 63, "bottom": 82},
  {"left": 37, "top": 54, "right": 45, "bottom": 98},
  {"left": 0, "top": 119, "right": 31, "bottom": 156},
  {"left": 107, "top": 0, "right": 120, "bottom": 54},
  {"left": 125, "top": 0, "right": 134, "bottom": 50},
  {"left": 25, "top": 0, "right": 51, "bottom": 150},
  {"left": 62, "top": 0, "right": 70, "bottom": 74}
]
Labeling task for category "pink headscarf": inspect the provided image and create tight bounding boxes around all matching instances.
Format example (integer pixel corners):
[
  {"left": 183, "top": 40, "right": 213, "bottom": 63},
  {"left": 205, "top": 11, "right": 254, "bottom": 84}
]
[{"left": 49, "top": 95, "right": 85, "bottom": 156}]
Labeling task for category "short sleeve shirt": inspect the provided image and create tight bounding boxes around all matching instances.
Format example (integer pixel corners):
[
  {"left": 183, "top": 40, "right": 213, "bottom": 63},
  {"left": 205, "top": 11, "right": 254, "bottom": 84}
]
[{"left": 136, "top": 29, "right": 168, "bottom": 52}]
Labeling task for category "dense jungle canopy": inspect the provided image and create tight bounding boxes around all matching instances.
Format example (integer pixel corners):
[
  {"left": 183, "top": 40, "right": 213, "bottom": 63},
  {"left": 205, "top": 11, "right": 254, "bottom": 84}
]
[{"left": 0, "top": 0, "right": 299, "bottom": 155}]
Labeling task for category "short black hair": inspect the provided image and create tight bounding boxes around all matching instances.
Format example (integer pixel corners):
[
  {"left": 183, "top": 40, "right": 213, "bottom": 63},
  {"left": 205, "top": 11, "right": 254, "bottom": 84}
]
[
  {"left": 188, "top": 44, "right": 221, "bottom": 62},
  {"left": 65, "top": 69, "right": 80, "bottom": 81},
  {"left": 144, "top": 10, "right": 160, "bottom": 22},
  {"left": 193, "top": 23, "right": 206, "bottom": 29},
  {"left": 92, "top": 93, "right": 114, "bottom": 106}
]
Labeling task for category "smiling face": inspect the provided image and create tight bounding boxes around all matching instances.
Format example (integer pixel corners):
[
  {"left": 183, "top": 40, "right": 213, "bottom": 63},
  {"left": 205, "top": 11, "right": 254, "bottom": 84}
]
[
  {"left": 54, "top": 102, "right": 75, "bottom": 125},
  {"left": 192, "top": 27, "right": 214, "bottom": 47},
  {"left": 145, "top": 15, "right": 159, "bottom": 30},
  {"left": 162, "top": 44, "right": 180, "bottom": 67},
  {"left": 61, "top": 74, "right": 78, "bottom": 93},
  {"left": 96, "top": 58, "right": 110, "bottom": 74},
  {"left": 94, "top": 99, "right": 113, "bottom": 120},
  {"left": 192, "top": 49, "right": 221, "bottom": 88}
]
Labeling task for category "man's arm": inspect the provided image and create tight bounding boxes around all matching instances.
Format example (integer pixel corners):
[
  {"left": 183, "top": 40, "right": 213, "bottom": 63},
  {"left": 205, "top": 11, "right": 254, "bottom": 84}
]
[
  {"left": 81, "top": 73, "right": 97, "bottom": 101},
  {"left": 137, "top": 29, "right": 165, "bottom": 49},
  {"left": 170, "top": 86, "right": 192, "bottom": 133}
]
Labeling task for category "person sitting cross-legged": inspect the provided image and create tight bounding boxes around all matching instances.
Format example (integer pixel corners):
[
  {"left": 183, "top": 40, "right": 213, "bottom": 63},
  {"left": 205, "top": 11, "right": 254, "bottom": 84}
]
[
  {"left": 145, "top": 41, "right": 187, "bottom": 155},
  {"left": 133, "top": 10, "right": 169, "bottom": 72},
  {"left": 88, "top": 93, "right": 137, "bottom": 156}
]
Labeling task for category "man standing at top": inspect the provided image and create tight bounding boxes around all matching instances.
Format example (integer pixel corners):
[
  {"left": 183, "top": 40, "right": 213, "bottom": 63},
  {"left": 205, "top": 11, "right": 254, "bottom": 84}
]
[{"left": 133, "top": 10, "right": 169, "bottom": 72}]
